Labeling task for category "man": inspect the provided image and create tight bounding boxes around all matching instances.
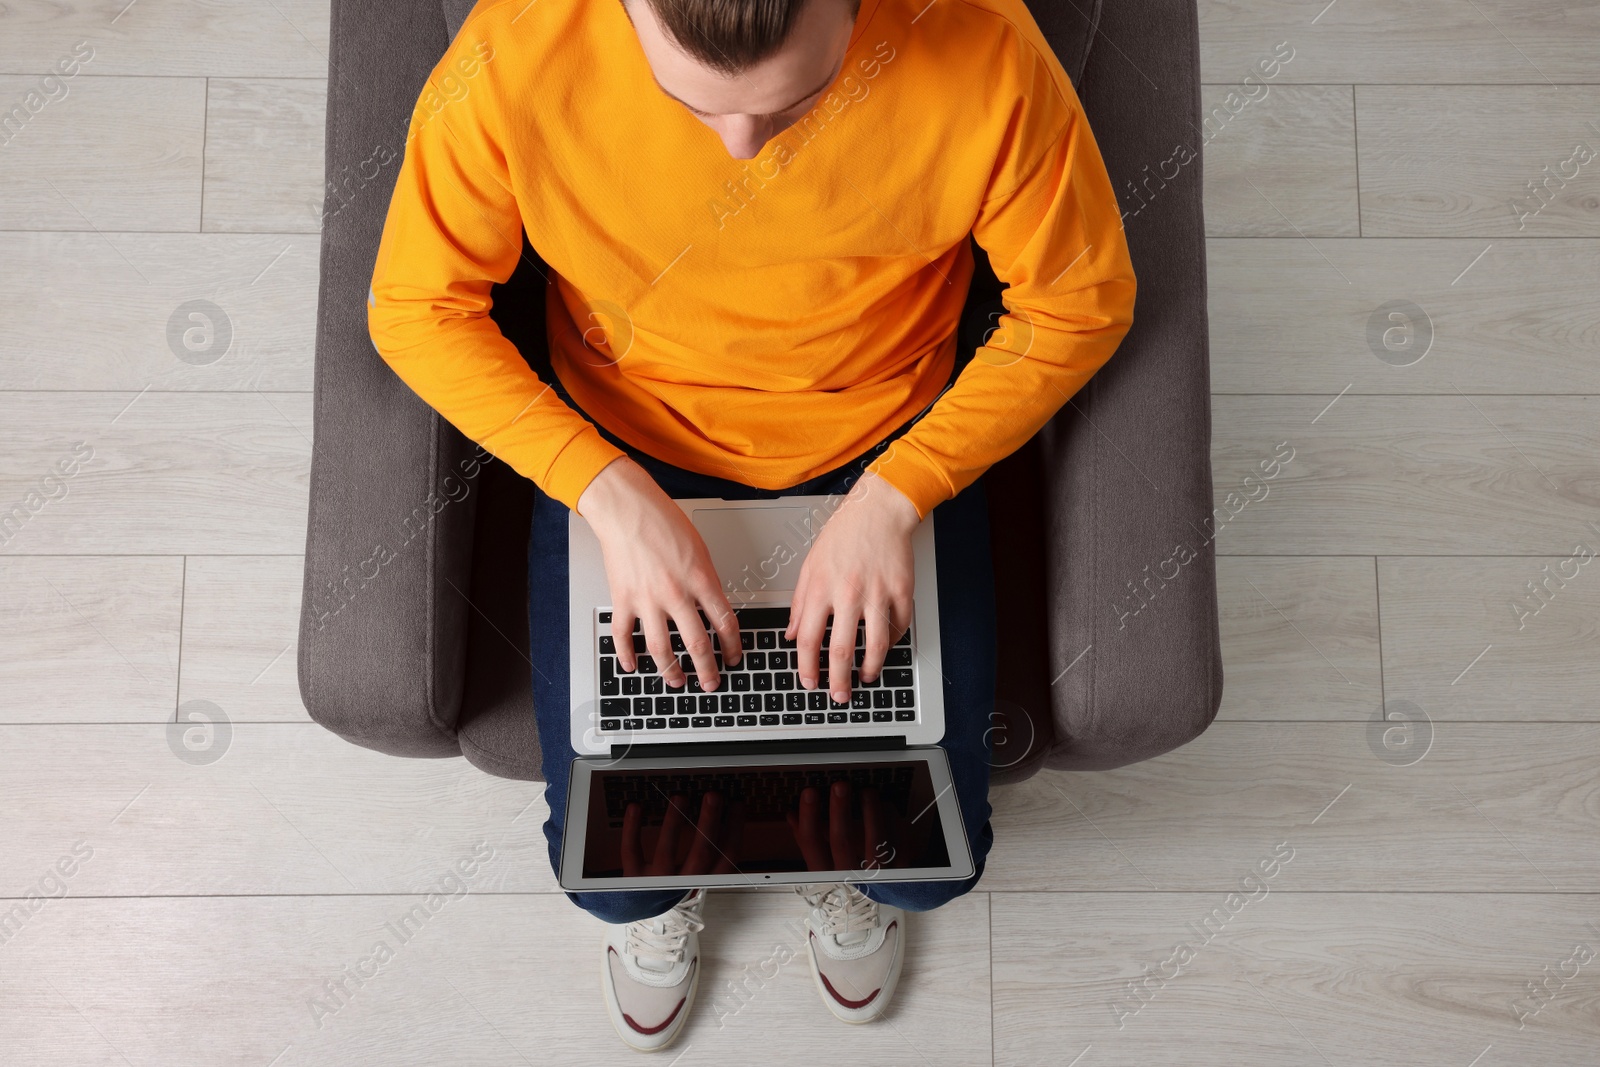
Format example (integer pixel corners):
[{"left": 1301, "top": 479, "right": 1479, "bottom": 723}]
[{"left": 368, "top": 0, "right": 1135, "bottom": 1050}]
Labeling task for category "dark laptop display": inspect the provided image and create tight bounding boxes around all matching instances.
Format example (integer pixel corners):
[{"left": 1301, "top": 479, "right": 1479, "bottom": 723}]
[{"left": 579, "top": 758, "right": 952, "bottom": 880}]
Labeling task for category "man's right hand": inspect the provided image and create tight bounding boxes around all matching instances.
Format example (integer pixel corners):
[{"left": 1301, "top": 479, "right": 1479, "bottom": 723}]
[{"left": 576, "top": 457, "right": 743, "bottom": 690}]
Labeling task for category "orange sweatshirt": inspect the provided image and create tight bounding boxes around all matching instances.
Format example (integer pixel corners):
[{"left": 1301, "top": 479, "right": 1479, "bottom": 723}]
[{"left": 368, "top": 0, "right": 1136, "bottom": 519}]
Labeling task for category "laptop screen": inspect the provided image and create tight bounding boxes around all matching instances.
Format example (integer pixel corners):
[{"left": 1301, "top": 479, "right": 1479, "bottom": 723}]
[{"left": 577, "top": 758, "right": 952, "bottom": 881}]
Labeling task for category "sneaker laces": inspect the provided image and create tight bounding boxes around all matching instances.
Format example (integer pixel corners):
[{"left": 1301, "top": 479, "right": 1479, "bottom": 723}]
[
  {"left": 796, "top": 882, "right": 878, "bottom": 947},
  {"left": 623, "top": 890, "right": 705, "bottom": 974}
]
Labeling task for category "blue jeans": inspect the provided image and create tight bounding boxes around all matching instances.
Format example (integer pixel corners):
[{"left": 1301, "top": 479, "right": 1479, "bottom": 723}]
[{"left": 529, "top": 371, "right": 997, "bottom": 924}]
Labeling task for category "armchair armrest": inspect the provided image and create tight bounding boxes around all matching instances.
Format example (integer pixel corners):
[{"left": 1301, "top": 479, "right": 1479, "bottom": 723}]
[
  {"left": 297, "top": 0, "right": 481, "bottom": 758},
  {"left": 1040, "top": 0, "right": 1224, "bottom": 770}
]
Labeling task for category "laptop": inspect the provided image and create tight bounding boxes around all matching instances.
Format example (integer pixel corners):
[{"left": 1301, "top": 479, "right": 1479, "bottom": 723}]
[{"left": 559, "top": 494, "right": 974, "bottom": 892}]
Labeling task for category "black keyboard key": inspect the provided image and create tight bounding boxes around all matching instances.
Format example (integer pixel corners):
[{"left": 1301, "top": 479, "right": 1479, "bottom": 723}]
[
  {"left": 622, "top": 676, "right": 642, "bottom": 695},
  {"left": 600, "top": 718, "right": 621, "bottom": 731},
  {"left": 740, "top": 632, "right": 754, "bottom": 650},
  {"left": 737, "top": 715, "right": 757, "bottom": 726},
  {"left": 646, "top": 718, "right": 667, "bottom": 730},
  {"left": 746, "top": 651, "right": 766, "bottom": 671},
  {"left": 759, "top": 714, "right": 780, "bottom": 725},
  {"left": 851, "top": 691, "right": 871, "bottom": 709},
  {"left": 679, "top": 653, "right": 695, "bottom": 673},
  {"left": 633, "top": 633, "right": 649, "bottom": 653},
  {"left": 668, "top": 717, "right": 689, "bottom": 729},
  {"left": 733, "top": 607, "right": 789, "bottom": 628},
  {"left": 677, "top": 695, "right": 695, "bottom": 714},
  {"left": 714, "top": 715, "right": 735, "bottom": 727},
  {"left": 656, "top": 696, "right": 674, "bottom": 714},
  {"left": 850, "top": 711, "right": 870, "bottom": 723},
  {"left": 873, "top": 690, "right": 892, "bottom": 708},
  {"left": 743, "top": 694, "right": 761, "bottom": 713},
  {"left": 721, "top": 694, "right": 739, "bottom": 713},
  {"left": 666, "top": 618, "right": 677, "bottom": 631},
  {"left": 768, "top": 651, "right": 788, "bottom": 669},
  {"left": 774, "top": 672, "right": 793, "bottom": 690},
  {"left": 601, "top": 698, "right": 630, "bottom": 716},
  {"left": 895, "top": 707, "right": 916, "bottom": 720},
  {"left": 764, "top": 693, "right": 784, "bottom": 712},
  {"left": 805, "top": 712, "right": 824, "bottom": 724},
  {"left": 894, "top": 689, "right": 915, "bottom": 707},
  {"left": 882, "top": 668, "right": 914, "bottom": 688},
  {"left": 670, "top": 633, "right": 685, "bottom": 651},
  {"left": 808, "top": 691, "right": 827, "bottom": 710},
  {"left": 872, "top": 710, "right": 892, "bottom": 722},
  {"left": 827, "top": 711, "right": 848, "bottom": 723},
  {"left": 723, "top": 653, "right": 744, "bottom": 671},
  {"left": 757, "top": 631, "right": 776, "bottom": 649},
  {"left": 624, "top": 717, "right": 644, "bottom": 730},
  {"left": 599, "top": 611, "right": 612, "bottom": 624},
  {"left": 778, "top": 632, "right": 796, "bottom": 649},
  {"left": 830, "top": 697, "right": 850, "bottom": 710},
  {"left": 637, "top": 655, "right": 657, "bottom": 674},
  {"left": 753, "top": 673, "right": 772, "bottom": 691},
  {"left": 786, "top": 692, "right": 805, "bottom": 711},
  {"left": 894, "top": 630, "right": 910, "bottom": 646},
  {"left": 687, "top": 675, "right": 703, "bottom": 693},
  {"left": 692, "top": 716, "right": 713, "bottom": 728},
  {"left": 598, "top": 635, "right": 615, "bottom": 654},
  {"left": 699, "top": 695, "right": 717, "bottom": 713},
  {"left": 632, "top": 698, "right": 651, "bottom": 716},
  {"left": 783, "top": 713, "right": 802, "bottom": 725},
  {"left": 732, "top": 674, "right": 750, "bottom": 691},
  {"left": 885, "top": 647, "right": 912, "bottom": 666},
  {"left": 860, "top": 671, "right": 880, "bottom": 688}
]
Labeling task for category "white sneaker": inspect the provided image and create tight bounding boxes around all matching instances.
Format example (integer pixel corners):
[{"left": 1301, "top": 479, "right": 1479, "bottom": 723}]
[
  {"left": 600, "top": 888, "right": 706, "bottom": 1052},
  {"left": 796, "top": 882, "right": 905, "bottom": 1023}
]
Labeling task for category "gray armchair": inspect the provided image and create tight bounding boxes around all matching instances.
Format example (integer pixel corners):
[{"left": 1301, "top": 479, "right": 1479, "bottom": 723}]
[{"left": 299, "top": 0, "right": 1221, "bottom": 785}]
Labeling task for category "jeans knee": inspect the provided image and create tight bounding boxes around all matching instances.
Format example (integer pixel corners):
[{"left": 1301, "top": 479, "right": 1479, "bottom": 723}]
[
  {"left": 568, "top": 888, "right": 687, "bottom": 925},
  {"left": 863, "top": 869, "right": 981, "bottom": 913}
]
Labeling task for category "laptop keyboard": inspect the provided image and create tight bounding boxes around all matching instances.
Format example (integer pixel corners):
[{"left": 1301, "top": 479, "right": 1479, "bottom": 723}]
[{"left": 594, "top": 606, "right": 918, "bottom": 735}]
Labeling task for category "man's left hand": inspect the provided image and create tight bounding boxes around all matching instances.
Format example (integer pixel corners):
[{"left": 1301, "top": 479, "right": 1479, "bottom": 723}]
[{"left": 785, "top": 470, "right": 921, "bottom": 704}]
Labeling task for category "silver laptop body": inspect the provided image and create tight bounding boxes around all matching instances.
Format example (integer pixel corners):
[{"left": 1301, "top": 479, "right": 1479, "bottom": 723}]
[{"left": 567, "top": 494, "right": 947, "bottom": 756}]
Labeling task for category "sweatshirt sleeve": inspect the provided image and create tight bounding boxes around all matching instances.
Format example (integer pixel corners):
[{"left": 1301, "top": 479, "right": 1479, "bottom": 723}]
[
  {"left": 864, "top": 53, "right": 1137, "bottom": 521},
  {"left": 367, "top": 48, "right": 627, "bottom": 513}
]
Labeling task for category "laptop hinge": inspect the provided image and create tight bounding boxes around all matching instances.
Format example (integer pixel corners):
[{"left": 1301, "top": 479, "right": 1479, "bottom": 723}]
[{"left": 609, "top": 734, "right": 909, "bottom": 760}]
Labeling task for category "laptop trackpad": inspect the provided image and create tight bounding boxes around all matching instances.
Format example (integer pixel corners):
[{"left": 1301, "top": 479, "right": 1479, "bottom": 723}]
[{"left": 692, "top": 505, "right": 824, "bottom": 592}]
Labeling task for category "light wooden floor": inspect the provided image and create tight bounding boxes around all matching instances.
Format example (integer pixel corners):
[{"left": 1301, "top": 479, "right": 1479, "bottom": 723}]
[{"left": 2, "top": 2, "right": 1597, "bottom": 1064}]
